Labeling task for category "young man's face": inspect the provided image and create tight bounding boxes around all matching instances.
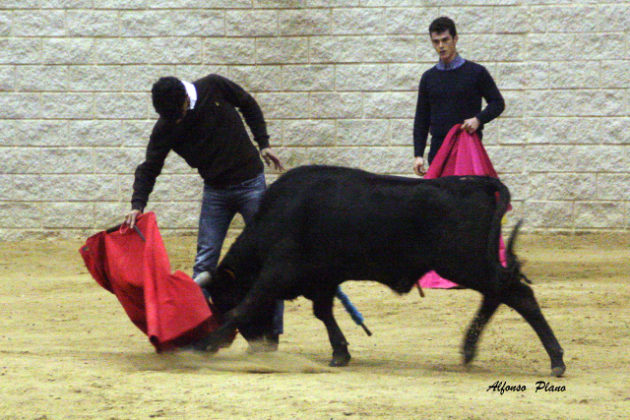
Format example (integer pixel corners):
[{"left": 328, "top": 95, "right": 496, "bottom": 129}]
[{"left": 430, "top": 30, "right": 458, "bottom": 64}]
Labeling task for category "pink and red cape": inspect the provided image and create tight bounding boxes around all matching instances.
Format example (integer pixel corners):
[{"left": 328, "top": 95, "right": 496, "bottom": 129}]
[
  {"left": 419, "top": 124, "right": 507, "bottom": 289},
  {"left": 80, "top": 212, "right": 221, "bottom": 352}
]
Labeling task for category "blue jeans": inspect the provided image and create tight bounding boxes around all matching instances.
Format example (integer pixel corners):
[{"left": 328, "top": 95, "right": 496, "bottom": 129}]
[{"left": 193, "top": 172, "right": 283, "bottom": 335}]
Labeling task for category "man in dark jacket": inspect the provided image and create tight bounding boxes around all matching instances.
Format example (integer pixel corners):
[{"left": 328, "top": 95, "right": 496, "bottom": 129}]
[
  {"left": 413, "top": 16, "right": 505, "bottom": 175},
  {"left": 124, "top": 74, "right": 284, "bottom": 346}
]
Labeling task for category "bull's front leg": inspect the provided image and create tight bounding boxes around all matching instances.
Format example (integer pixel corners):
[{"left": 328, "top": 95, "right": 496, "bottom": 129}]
[
  {"left": 313, "top": 296, "right": 350, "bottom": 367},
  {"left": 194, "top": 293, "right": 269, "bottom": 352},
  {"left": 462, "top": 295, "right": 500, "bottom": 364},
  {"left": 192, "top": 320, "right": 238, "bottom": 352}
]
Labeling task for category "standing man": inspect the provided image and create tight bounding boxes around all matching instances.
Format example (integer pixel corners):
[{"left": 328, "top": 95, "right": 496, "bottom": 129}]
[
  {"left": 124, "top": 73, "right": 285, "bottom": 347},
  {"left": 413, "top": 16, "right": 505, "bottom": 175}
]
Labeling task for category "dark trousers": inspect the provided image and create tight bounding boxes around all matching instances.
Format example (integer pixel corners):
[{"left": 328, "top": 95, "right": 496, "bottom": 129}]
[{"left": 428, "top": 136, "right": 445, "bottom": 165}]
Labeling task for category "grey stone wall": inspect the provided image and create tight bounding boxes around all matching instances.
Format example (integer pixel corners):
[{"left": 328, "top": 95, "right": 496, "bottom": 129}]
[{"left": 0, "top": 1, "right": 628, "bottom": 240}]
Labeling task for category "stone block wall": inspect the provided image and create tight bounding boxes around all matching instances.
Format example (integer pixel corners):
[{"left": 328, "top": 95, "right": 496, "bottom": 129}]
[{"left": 0, "top": 1, "right": 628, "bottom": 240}]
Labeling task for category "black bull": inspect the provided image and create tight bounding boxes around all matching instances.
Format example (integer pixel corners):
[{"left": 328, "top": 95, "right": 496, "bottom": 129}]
[{"left": 197, "top": 165, "right": 566, "bottom": 377}]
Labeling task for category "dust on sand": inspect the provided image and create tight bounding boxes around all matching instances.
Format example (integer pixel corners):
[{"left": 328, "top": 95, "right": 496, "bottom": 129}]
[{"left": 0, "top": 232, "right": 628, "bottom": 419}]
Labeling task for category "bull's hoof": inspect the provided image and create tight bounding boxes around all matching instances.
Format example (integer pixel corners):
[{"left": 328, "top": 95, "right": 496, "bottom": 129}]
[
  {"left": 191, "top": 338, "right": 220, "bottom": 353},
  {"left": 329, "top": 352, "right": 351, "bottom": 367},
  {"left": 551, "top": 351, "right": 565, "bottom": 377},
  {"left": 462, "top": 347, "right": 476, "bottom": 365},
  {"left": 190, "top": 330, "right": 232, "bottom": 353},
  {"left": 551, "top": 363, "right": 566, "bottom": 377},
  {"left": 180, "top": 343, "right": 218, "bottom": 354}
]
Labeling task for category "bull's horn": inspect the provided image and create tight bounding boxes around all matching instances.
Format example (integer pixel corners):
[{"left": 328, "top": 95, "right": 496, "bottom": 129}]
[{"left": 194, "top": 271, "right": 212, "bottom": 288}]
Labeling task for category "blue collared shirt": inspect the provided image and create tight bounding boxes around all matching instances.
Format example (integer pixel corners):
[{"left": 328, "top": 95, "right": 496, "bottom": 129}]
[{"left": 436, "top": 54, "right": 466, "bottom": 71}]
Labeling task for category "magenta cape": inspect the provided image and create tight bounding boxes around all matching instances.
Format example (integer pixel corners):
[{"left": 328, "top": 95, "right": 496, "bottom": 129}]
[
  {"left": 80, "top": 212, "right": 221, "bottom": 352},
  {"left": 419, "top": 124, "right": 507, "bottom": 289}
]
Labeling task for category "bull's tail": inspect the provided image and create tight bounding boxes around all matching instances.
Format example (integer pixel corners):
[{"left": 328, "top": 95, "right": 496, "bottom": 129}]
[
  {"left": 485, "top": 179, "right": 528, "bottom": 288},
  {"left": 504, "top": 220, "right": 531, "bottom": 284},
  {"left": 486, "top": 178, "right": 510, "bottom": 271}
]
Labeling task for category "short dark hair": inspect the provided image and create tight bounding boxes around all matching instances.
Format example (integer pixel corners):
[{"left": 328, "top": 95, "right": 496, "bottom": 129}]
[
  {"left": 429, "top": 16, "right": 457, "bottom": 38},
  {"left": 151, "top": 76, "right": 187, "bottom": 121}
]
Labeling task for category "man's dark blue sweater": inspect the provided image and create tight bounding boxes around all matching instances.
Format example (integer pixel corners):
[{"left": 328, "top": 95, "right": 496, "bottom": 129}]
[{"left": 413, "top": 59, "right": 504, "bottom": 163}]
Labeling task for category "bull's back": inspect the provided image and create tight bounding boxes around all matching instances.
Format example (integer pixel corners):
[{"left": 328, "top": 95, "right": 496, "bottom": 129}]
[{"left": 254, "top": 166, "right": 503, "bottom": 276}]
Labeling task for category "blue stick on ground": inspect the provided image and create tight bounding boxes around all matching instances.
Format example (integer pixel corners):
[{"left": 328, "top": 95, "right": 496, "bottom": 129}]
[{"left": 336, "top": 286, "right": 372, "bottom": 336}]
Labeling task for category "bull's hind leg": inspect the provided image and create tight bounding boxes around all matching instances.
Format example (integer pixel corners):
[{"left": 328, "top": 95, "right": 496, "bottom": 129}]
[
  {"left": 501, "top": 282, "right": 566, "bottom": 377},
  {"left": 312, "top": 294, "right": 351, "bottom": 367},
  {"left": 462, "top": 296, "right": 500, "bottom": 365}
]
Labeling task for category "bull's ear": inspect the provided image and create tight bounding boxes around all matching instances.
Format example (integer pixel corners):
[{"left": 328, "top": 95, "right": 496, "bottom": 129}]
[{"left": 193, "top": 271, "right": 212, "bottom": 288}]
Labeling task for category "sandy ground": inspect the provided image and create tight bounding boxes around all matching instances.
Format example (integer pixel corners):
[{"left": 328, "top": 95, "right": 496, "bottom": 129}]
[{"left": 1, "top": 232, "right": 629, "bottom": 420}]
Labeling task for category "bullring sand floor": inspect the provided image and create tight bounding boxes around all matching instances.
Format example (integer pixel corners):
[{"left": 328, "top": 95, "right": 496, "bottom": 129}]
[{"left": 0, "top": 232, "right": 629, "bottom": 419}]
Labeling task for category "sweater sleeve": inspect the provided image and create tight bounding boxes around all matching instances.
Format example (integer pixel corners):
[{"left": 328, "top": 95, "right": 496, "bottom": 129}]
[
  {"left": 212, "top": 74, "right": 270, "bottom": 150},
  {"left": 475, "top": 66, "right": 505, "bottom": 125},
  {"left": 413, "top": 73, "right": 431, "bottom": 158},
  {"left": 130, "top": 123, "right": 171, "bottom": 211}
]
